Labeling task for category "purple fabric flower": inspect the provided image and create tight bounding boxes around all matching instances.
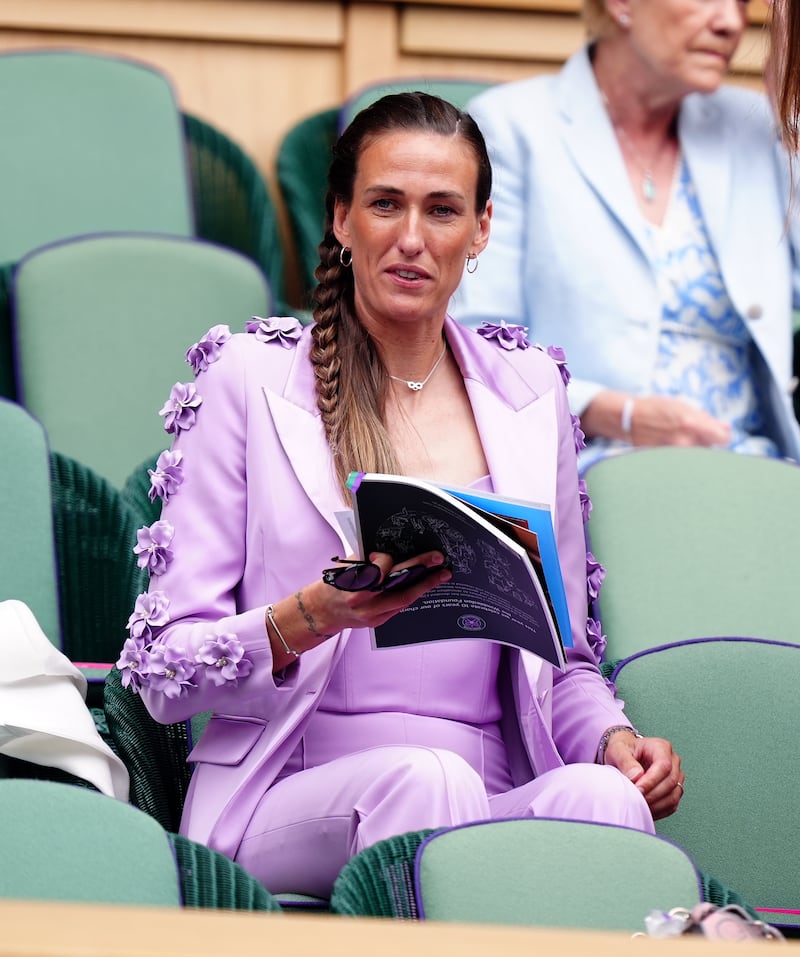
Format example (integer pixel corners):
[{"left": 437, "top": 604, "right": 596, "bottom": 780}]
[
  {"left": 245, "top": 316, "right": 303, "bottom": 347},
  {"left": 133, "top": 520, "right": 175, "bottom": 576},
  {"left": 185, "top": 324, "right": 231, "bottom": 375},
  {"left": 196, "top": 633, "right": 254, "bottom": 687},
  {"left": 148, "top": 449, "right": 184, "bottom": 504},
  {"left": 145, "top": 644, "right": 197, "bottom": 699},
  {"left": 477, "top": 320, "right": 530, "bottom": 350},
  {"left": 578, "top": 478, "right": 593, "bottom": 524},
  {"left": 586, "top": 551, "right": 606, "bottom": 602},
  {"left": 126, "top": 590, "right": 170, "bottom": 641},
  {"left": 537, "top": 344, "right": 572, "bottom": 388},
  {"left": 571, "top": 414, "right": 586, "bottom": 454},
  {"left": 117, "top": 635, "right": 151, "bottom": 693},
  {"left": 586, "top": 616, "right": 608, "bottom": 661},
  {"left": 159, "top": 382, "right": 202, "bottom": 435}
]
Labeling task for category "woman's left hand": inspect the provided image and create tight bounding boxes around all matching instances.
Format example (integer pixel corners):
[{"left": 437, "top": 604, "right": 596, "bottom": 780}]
[{"left": 603, "top": 731, "right": 685, "bottom": 820}]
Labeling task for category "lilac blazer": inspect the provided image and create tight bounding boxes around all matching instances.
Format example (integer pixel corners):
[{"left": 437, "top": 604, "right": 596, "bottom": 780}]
[{"left": 131, "top": 316, "right": 629, "bottom": 860}]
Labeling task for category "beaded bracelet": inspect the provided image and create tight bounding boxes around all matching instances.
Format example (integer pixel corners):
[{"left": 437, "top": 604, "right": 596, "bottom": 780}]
[
  {"left": 266, "top": 603, "right": 300, "bottom": 658},
  {"left": 596, "top": 725, "right": 643, "bottom": 764}
]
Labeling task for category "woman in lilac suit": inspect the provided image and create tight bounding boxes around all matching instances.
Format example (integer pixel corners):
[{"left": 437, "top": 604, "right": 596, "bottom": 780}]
[{"left": 118, "top": 93, "right": 683, "bottom": 898}]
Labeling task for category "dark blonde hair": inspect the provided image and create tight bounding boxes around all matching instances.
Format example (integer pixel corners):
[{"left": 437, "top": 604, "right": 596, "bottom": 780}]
[{"left": 310, "top": 91, "right": 492, "bottom": 498}]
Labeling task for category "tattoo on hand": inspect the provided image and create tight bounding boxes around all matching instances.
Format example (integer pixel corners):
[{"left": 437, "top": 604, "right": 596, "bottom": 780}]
[{"left": 295, "top": 590, "right": 333, "bottom": 639}]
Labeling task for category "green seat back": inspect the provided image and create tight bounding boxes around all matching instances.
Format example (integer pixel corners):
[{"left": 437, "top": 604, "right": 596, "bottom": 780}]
[
  {"left": 415, "top": 820, "right": 701, "bottom": 930},
  {"left": 50, "top": 451, "right": 146, "bottom": 668},
  {"left": 167, "top": 833, "right": 282, "bottom": 911},
  {"left": 0, "top": 778, "right": 181, "bottom": 906},
  {"left": 276, "top": 107, "right": 339, "bottom": 304},
  {"left": 331, "top": 821, "right": 702, "bottom": 929},
  {"left": 13, "top": 233, "right": 271, "bottom": 489},
  {"left": 0, "top": 399, "right": 60, "bottom": 647},
  {"left": 103, "top": 666, "right": 194, "bottom": 834},
  {"left": 583, "top": 447, "right": 800, "bottom": 660},
  {"left": 0, "top": 49, "right": 192, "bottom": 264},
  {"left": 613, "top": 637, "right": 800, "bottom": 928},
  {"left": 339, "top": 78, "right": 494, "bottom": 132},
  {"left": 183, "top": 112, "right": 286, "bottom": 313}
]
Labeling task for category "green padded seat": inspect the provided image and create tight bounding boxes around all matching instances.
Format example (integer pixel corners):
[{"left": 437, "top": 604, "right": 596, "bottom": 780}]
[
  {"left": 50, "top": 450, "right": 146, "bottom": 669},
  {"left": 276, "top": 106, "right": 339, "bottom": 306},
  {"left": 0, "top": 399, "right": 61, "bottom": 647},
  {"left": 12, "top": 233, "right": 271, "bottom": 489},
  {"left": 583, "top": 447, "right": 800, "bottom": 661},
  {"left": 103, "top": 665, "right": 194, "bottom": 835},
  {"left": 612, "top": 637, "right": 800, "bottom": 929},
  {"left": 0, "top": 778, "right": 282, "bottom": 911},
  {"left": 331, "top": 820, "right": 704, "bottom": 930},
  {"left": 339, "top": 77, "right": 494, "bottom": 132},
  {"left": 168, "top": 833, "right": 282, "bottom": 911},
  {"left": 183, "top": 112, "right": 287, "bottom": 314},
  {"left": 0, "top": 398, "right": 145, "bottom": 675},
  {"left": 0, "top": 48, "right": 194, "bottom": 398},
  {"left": 0, "top": 49, "right": 192, "bottom": 265},
  {"left": 0, "top": 778, "right": 181, "bottom": 906}
]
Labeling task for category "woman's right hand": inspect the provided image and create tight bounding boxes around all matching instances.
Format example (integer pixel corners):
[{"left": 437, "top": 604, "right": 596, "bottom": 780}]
[
  {"left": 582, "top": 391, "right": 731, "bottom": 448},
  {"left": 267, "top": 551, "right": 452, "bottom": 668}
]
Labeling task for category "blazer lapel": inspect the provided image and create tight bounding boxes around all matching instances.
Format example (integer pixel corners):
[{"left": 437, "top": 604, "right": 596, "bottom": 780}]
[
  {"left": 262, "top": 343, "right": 350, "bottom": 544},
  {"left": 679, "top": 94, "right": 732, "bottom": 273},
  {"left": 555, "top": 49, "right": 652, "bottom": 258},
  {"left": 446, "top": 319, "right": 561, "bottom": 513}
]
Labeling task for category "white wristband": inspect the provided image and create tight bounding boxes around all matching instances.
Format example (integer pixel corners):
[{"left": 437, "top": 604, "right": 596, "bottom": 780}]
[{"left": 620, "top": 397, "right": 635, "bottom": 438}]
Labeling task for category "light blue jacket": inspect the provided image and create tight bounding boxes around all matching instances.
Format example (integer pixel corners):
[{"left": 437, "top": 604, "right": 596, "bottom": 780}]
[{"left": 452, "top": 46, "right": 800, "bottom": 460}]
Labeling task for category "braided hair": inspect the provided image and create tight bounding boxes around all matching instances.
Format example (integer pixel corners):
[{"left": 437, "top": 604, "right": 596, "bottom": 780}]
[{"left": 310, "top": 91, "right": 492, "bottom": 498}]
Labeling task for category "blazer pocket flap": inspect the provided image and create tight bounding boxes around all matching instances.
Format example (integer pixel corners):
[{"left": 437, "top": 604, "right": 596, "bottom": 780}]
[{"left": 188, "top": 716, "right": 266, "bottom": 766}]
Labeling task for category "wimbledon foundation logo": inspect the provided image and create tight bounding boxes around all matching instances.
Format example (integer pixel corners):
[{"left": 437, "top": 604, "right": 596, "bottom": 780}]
[{"left": 458, "top": 614, "right": 486, "bottom": 632}]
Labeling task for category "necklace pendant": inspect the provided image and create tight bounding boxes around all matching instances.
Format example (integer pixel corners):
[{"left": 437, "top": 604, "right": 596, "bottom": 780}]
[
  {"left": 407, "top": 380, "right": 423, "bottom": 391},
  {"left": 642, "top": 172, "right": 656, "bottom": 203}
]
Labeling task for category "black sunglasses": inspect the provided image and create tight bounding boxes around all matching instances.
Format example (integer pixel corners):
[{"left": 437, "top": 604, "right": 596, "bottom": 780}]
[{"left": 322, "top": 557, "right": 440, "bottom": 593}]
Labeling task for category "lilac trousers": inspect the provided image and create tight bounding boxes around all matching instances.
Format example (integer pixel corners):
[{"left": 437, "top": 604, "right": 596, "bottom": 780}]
[{"left": 235, "top": 745, "right": 654, "bottom": 897}]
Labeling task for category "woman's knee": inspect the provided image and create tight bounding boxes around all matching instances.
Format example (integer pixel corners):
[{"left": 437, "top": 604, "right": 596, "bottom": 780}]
[
  {"left": 519, "top": 763, "right": 653, "bottom": 832},
  {"left": 382, "top": 746, "right": 486, "bottom": 797},
  {"left": 353, "top": 746, "right": 490, "bottom": 829}
]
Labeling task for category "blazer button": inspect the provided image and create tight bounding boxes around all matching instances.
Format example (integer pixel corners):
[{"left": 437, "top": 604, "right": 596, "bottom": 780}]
[
  {"left": 745, "top": 304, "right": 763, "bottom": 320},
  {"left": 788, "top": 376, "right": 799, "bottom": 395}
]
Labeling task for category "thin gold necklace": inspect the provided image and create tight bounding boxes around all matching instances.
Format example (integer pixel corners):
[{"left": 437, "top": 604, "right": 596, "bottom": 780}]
[{"left": 387, "top": 340, "right": 447, "bottom": 392}]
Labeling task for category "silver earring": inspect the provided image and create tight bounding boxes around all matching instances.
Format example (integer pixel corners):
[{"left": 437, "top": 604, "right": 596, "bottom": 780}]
[
  {"left": 618, "top": 12, "right": 631, "bottom": 26},
  {"left": 466, "top": 254, "right": 479, "bottom": 274},
  {"left": 339, "top": 246, "right": 352, "bottom": 268}
]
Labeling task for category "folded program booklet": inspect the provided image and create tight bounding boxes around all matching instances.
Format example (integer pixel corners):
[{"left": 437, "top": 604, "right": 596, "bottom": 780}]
[{"left": 346, "top": 472, "right": 572, "bottom": 670}]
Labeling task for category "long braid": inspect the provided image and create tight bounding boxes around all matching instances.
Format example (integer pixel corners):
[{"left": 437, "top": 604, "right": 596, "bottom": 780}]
[
  {"left": 311, "top": 216, "right": 399, "bottom": 499},
  {"left": 310, "top": 224, "right": 344, "bottom": 450}
]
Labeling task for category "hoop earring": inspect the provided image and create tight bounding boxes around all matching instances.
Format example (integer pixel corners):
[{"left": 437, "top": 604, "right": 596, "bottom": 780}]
[
  {"left": 466, "top": 254, "right": 479, "bottom": 275},
  {"left": 339, "top": 246, "right": 352, "bottom": 268}
]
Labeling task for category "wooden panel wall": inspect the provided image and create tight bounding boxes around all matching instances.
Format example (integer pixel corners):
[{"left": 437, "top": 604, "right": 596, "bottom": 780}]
[{"left": 0, "top": 0, "right": 772, "bottom": 305}]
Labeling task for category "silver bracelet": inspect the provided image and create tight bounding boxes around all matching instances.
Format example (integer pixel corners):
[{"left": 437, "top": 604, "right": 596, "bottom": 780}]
[
  {"left": 266, "top": 603, "right": 300, "bottom": 658},
  {"left": 621, "top": 396, "right": 636, "bottom": 437},
  {"left": 596, "top": 725, "right": 642, "bottom": 764}
]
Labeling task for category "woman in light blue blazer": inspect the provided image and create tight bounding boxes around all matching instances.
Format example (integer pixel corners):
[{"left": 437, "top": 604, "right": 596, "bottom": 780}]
[{"left": 453, "top": 0, "right": 800, "bottom": 466}]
